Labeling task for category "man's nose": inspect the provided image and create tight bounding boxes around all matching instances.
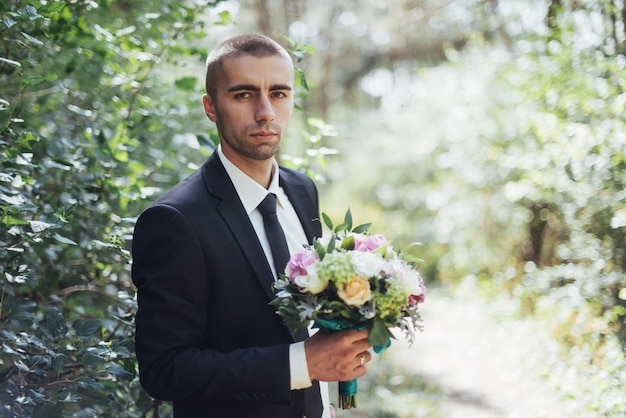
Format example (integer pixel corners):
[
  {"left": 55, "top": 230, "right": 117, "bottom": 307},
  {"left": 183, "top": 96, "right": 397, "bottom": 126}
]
[{"left": 255, "top": 95, "right": 276, "bottom": 123}]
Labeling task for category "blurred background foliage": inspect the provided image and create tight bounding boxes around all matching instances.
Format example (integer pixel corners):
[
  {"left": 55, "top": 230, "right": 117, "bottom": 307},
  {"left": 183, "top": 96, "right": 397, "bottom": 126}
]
[{"left": 1, "top": 0, "right": 625, "bottom": 416}]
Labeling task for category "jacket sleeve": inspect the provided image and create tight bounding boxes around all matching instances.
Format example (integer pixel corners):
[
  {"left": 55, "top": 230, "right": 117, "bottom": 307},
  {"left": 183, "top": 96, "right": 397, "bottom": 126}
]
[{"left": 131, "top": 203, "right": 292, "bottom": 404}]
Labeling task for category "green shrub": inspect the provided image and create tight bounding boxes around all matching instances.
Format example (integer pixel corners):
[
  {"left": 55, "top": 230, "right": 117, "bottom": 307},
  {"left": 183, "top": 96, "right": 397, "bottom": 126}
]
[{"left": 1, "top": 1, "right": 223, "bottom": 415}]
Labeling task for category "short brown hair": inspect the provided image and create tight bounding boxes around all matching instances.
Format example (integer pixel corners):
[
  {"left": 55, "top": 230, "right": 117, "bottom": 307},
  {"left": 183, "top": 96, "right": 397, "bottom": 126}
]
[{"left": 204, "top": 34, "right": 292, "bottom": 99}]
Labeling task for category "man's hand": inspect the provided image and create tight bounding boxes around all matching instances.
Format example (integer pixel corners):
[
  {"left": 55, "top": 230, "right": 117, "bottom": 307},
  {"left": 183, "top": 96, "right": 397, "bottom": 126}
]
[{"left": 304, "top": 329, "right": 372, "bottom": 382}]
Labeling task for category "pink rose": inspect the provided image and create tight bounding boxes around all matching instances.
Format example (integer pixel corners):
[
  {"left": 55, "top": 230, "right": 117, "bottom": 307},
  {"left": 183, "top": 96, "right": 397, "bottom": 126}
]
[
  {"left": 408, "top": 273, "right": 427, "bottom": 305},
  {"left": 353, "top": 234, "right": 388, "bottom": 252},
  {"left": 408, "top": 292, "right": 426, "bottom": 305},
  {"left": 285, "top": 249, "right": 319, "bottom": 280}
]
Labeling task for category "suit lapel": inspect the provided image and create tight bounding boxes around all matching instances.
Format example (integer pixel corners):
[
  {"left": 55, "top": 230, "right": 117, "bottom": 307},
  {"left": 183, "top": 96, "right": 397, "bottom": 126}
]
[
  {"left": 201, "top": 154, "right": 321, "bottom": 341},
  {"left": 202, "top": 154, "right": 276, "bottom": 301},
  {"left": 220, "top": 196, "right": 278, "bottom": 301},
  {"left": 279, "top": 169, "right": 321, "bottom": 244}
]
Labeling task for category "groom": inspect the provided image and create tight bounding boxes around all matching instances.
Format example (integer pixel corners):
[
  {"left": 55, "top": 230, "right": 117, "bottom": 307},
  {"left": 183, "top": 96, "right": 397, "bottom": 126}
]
[{"left": 131, "top": 34, "right": 372, "bottom": 417}]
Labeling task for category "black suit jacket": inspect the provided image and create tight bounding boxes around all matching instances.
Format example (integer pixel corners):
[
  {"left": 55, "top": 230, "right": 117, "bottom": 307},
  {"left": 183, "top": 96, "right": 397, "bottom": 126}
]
[{"left": 131, "top": 152, "right": 323, "bottom": 417}]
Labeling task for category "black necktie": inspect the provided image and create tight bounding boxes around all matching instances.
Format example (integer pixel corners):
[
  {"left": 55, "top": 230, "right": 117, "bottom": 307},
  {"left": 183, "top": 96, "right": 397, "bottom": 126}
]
[
  {"left": 258, "top": 194, "right": 324, "bottom": 417},
  {"left": 257, "top": 193, "right": 290, "bottom": 278}
]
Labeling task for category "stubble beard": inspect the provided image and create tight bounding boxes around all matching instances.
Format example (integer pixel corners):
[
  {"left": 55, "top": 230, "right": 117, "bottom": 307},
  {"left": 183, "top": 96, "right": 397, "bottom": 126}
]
[{"left": 219, "top": 122, "right": 283, "bottom": 161}]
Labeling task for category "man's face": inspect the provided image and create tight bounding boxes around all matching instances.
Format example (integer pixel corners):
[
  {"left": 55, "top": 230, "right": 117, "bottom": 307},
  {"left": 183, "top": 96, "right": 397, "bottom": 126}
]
[{"left": 203, "top": 54, "right": 295, "bottom": 165}]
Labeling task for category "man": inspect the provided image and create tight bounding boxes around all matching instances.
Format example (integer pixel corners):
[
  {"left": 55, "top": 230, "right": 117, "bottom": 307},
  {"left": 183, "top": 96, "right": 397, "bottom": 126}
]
[{"left": 131, "top": 34, "right": 372, "bottom": 418}]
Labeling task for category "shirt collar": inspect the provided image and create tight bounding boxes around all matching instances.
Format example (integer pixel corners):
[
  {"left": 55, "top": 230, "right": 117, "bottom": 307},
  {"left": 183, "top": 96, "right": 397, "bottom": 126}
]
[{"left": 217, "top": 144, "right": 282, "bottom": 214}]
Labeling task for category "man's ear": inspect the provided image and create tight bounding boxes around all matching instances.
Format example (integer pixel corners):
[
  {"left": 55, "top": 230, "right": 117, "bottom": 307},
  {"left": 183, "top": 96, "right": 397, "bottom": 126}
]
[{"left": 202, "top": 94, "right": 218, "bottom": 122}]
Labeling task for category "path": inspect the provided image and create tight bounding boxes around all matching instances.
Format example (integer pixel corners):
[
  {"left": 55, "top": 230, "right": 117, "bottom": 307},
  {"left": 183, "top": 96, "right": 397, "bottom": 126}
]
[{"left": 382, "top": 285, "right": 593, "bottom": 418}]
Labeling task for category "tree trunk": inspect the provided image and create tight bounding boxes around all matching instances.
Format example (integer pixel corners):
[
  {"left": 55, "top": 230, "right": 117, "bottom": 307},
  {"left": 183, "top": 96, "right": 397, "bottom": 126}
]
[{"left": 253, "top": 0, "right": 272, "bottom": 35}]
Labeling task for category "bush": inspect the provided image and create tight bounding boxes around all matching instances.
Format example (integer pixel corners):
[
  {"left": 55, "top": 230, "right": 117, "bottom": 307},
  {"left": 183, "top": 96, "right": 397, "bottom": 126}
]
[{"left": 1, "top": 1, "right": 224, "bottom": 415}]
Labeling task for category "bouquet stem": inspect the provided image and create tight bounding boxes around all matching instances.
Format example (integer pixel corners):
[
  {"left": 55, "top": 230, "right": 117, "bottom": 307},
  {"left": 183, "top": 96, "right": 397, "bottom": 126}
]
[
  {"left": 338, "top": 394, "right": 357, "bottom": 409},
  {"left": 338, "top": 379, "right": 358, "bottom": 409}
]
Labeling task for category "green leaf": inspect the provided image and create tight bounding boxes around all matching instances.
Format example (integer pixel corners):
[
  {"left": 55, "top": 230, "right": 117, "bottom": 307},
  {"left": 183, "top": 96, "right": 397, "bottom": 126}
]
[
  {"left": 17, "top": 5, "right": 39, "bottom": 19},
  {"left": 313, "top": 239, "right": 326, "bottom": 259},
  {"left": 2, "top": 18, "right": 17, "bottom": 29},
  {"left": 39, "top": 1, "right": 67, "bottom": 14},
  {"left": 326, "top": 234, "right": 336, "bottom": 253},
  {"left": 321, "top": 212, "right": 333, "bottom": 230},
  {"left": 3, "top": 297, "right": 37, "bottom": 327},
  {"left": 295, "top": 68, "right": 309, "bottom": 91},
  {"left": 368, "top": 317, "right": 392, "bottom": 348},
  {"left": 51, "top": 232, "right": 77, "bottom": 245},
  {"left": 107, "top": 365, "right": 134, "bottom": 381},
  {"left": 22, "top": 73, "right": 58, "bottom": 84},
  {"left": 2, "top": 213, "right": 29, "bottom": 226},
  {"left": 343, "top": 208, "right": 353, "bottom": 232},
  {"left": 0, "top": 56, "right": 21, "bottom": 67},
  {"left": 197, "top": 133, "right": 218, "bottom": 150},
  {"left": 21, "top": 31, "right": 44, "bottom": 45},
  {"left": 74, "top": 318, "right": 102, "bottom": 339},
  {"left": 111, "top": 337, "right": 134, "bottom": 357},
  {"left": 334, "top": 222, "right": 348, "bottom": 233},
  {"left": 77, "top": 377, "right": 104, "bottom": 390},
  {"left": 82, "top": 350, "right": 104, "bottom": 367},
  {"left": 30, "top": 220, "right": 56, "bottom": 233},
  {"left": 41, "top": 307, "right": 67, "bottom": 339},
  {"left": 52, "top": 352, "right": 68, "bottom": 373},
  {"left": 174, "top": 76, "right": 197, "bottom": 91},
  {"left": 352, "top": 223, "right": 371, "bottom": 234}
]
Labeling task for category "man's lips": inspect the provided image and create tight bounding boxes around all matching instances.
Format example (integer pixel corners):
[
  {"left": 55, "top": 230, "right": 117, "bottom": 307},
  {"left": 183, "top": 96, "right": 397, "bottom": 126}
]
[{"left": 251, "top": 131, "right": 278, "bottom": 139}]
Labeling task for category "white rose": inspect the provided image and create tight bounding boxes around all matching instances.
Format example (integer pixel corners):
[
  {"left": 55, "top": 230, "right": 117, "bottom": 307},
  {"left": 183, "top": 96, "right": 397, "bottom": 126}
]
[
  {"left": 293, "top": 265, "right": 328, "bottom": 294},
  {"left": 398, "top": 263, "right": 424, "bottom": 296},
  {"left": 351, "top": 251, "right": 384, "bottom": 277}
]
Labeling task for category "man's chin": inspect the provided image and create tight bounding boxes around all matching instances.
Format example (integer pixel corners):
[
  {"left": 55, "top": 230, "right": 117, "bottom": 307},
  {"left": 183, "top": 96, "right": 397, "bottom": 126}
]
[{"left": 249, "top": 144, "right": 281, "bottom": 160}]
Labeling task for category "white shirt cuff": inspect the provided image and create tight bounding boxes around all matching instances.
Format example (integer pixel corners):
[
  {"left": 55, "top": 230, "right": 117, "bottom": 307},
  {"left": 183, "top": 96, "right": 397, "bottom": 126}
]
[
  {"left": 289, "top": 342, "right": 331, "bottom": 418},
  {"left": 289, "top": 341, "right": 312, "bottom": 389}
]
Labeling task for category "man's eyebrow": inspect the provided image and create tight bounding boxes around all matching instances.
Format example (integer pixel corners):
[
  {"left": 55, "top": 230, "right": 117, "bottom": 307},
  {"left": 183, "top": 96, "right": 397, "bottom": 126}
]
[
  {"left": 226, "top": 84, "right": 293, "bottom": 92},
  {"left": 227, "top": 84, "right": 259, "bottom": 92},
  {"left": 270, "top": 84, "right": 293, "bottom": 91}
]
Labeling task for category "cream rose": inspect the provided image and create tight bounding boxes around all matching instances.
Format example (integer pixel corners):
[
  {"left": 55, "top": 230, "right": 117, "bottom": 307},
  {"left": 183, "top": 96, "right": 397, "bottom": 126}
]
[{"left": 337, "top": 276, "right": 372, "bottom": 306}]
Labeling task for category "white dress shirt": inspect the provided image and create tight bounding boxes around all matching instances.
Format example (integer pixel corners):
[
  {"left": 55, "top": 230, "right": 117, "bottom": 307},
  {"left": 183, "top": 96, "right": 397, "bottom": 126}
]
[{"left": 217, "top": 145, "right": 330, "bottom": 417}]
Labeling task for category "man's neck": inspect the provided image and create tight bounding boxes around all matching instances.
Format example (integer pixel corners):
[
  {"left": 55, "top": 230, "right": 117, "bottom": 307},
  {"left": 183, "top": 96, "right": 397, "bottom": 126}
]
[{"left": 220, "top": 146, "right": 275, "bottom": 189}]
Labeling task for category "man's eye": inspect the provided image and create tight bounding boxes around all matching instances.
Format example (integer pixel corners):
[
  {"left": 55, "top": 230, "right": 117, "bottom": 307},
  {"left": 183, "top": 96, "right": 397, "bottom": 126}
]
[
  {"left": 235, "top": 92, "right": 251, "bottom": 99},
  {"left": 272, "top": 92, "right": 288, "bottom": 98}
]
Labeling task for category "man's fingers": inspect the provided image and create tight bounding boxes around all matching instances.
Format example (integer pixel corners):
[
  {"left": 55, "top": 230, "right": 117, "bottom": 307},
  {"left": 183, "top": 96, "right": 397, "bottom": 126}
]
[
  {"left": 305, "top": 329, "right": 374, "bottom": 381},
  {"left": 340, "top": 328, "right": 370, "bottom": 343}
]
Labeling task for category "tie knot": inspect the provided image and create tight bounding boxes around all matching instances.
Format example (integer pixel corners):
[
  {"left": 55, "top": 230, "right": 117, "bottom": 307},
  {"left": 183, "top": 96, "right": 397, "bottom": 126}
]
[{"left": 257, "top": 193, "right": 277, "bottom": 216}]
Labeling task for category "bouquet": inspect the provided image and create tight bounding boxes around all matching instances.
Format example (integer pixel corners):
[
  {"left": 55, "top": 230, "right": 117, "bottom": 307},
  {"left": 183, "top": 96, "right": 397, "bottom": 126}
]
[{"left": 271, "top": 210, "right": 426, "bottom": 409}]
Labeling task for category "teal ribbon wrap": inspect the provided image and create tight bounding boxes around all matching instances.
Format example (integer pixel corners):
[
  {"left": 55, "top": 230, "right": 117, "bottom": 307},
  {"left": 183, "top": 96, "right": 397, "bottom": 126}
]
[{"left": 313, "top": 317, "right": 391, "bottom": 409}]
